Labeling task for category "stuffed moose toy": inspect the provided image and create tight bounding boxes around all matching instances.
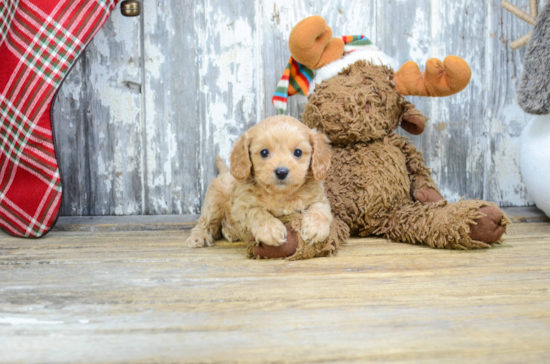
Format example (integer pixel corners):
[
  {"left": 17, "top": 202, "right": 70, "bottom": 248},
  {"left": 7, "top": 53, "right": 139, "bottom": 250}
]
[{"left": 256, "top": 16, "right": 509, "bottom": 259}]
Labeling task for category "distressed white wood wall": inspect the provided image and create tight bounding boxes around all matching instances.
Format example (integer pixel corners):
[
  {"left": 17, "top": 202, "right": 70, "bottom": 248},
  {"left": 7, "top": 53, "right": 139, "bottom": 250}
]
[{"left": 53, "top": 0, "right": 536, "bottom": 216}]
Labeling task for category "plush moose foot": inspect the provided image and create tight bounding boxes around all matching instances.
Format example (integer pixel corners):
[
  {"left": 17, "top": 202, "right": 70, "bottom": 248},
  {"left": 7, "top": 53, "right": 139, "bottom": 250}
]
[
  {"left": 253, "top": 226, "right": 299, "bottom": 259},
  {"left": 469, "top": 205, "right": 506, "bottom": 244},
  {"left": 414, "top": 188, "right": 444, "bottom": 204}
]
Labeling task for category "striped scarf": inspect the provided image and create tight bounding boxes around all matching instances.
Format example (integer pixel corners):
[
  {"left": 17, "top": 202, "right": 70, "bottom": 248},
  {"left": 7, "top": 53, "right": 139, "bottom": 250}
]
[{"left": 272, "top": 35, "right": 373, "bottom": 114}]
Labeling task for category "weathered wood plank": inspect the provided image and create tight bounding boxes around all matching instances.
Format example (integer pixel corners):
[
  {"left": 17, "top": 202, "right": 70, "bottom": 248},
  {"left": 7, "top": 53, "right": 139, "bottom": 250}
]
[
  {"left": 1, "top": 222, "right": 549, "bottom": 362},
  {"left": 47, "top": 206, "right": 548, "bottom": 232},
  {"left": 141, "top": 0, "right": 202, "bottom": 215},
  {"left": 84, "top": 13, "right": 144, "bottom": 216},
  {"left": 426, "top": 0, "right": 487, "bottom": 201},
  {"left": 195, "top": 0, "right": 262, "bottom": 209},
  {"left": 485, "top": 0, "right": 535, "bottom": 206},
  {"left": 502, "top": 206, "right": 550, "bottom": 223},
  {"left": 53, "top": 214, "right": 199, "bottom": 232},
  {"left": 52, "top": 60, "right": 91, "bottom": 215},
  {"left": 53, "top": 9, "right": 143, "bottom": 215}
]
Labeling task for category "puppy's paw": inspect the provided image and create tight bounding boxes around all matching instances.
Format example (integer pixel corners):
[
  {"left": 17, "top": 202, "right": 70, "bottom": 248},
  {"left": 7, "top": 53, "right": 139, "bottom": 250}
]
[
  {"left": 185, "top": 231, "right": 214, "bottom": 248},
  {"left": 301, "top": 214, "right": 331, "bottom": 245},
  {"left": 253, "top": 220, "right": 287, "bottom": 246},
  {"left": 221, "top": 225, "right": 238, "bottom": 243}
]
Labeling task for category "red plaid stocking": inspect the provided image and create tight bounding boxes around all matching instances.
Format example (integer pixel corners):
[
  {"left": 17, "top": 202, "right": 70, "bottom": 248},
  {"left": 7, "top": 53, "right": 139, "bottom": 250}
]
[{"left": 0, "top": 0, "right": 121, "bottom": 237}]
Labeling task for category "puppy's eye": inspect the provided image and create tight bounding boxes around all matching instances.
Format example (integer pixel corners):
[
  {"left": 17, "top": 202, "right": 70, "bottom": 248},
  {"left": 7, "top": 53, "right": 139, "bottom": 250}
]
[
  {"left": 260, "top": 149, "right": 269, "bottom": 158},
  {"left": 294, "top": 149, "right": 302, "bottom": 157}
]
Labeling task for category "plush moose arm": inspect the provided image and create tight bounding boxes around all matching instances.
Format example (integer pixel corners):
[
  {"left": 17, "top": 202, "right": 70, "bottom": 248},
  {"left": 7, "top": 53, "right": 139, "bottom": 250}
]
[
  {"left": 387, "top": 134, "right": 444, "bottom": 204},
  {"left": 406, "top": 150, "right": 444, "bottom": 204}
]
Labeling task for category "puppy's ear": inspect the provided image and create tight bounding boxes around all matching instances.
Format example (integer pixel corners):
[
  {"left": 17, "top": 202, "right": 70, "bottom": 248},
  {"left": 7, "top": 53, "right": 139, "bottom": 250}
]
[
  {"left": 230, "top": 135, "right": 252, "bottom": 181},
  {"left": 310, "top": 131, "right": 331, "bottom": 181}
]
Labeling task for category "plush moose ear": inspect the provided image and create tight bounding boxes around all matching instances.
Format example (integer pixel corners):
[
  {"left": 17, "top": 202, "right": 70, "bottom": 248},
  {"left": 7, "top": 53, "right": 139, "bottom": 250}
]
[
  {"left": 400, "top": 105, "right": 428, "bottom": 135},
  {"left": 310, "top": 131, "right": 331, "bottom": 181},
  {"left": 230, "top": 135, "right": 252, "bottom": 181},
  {"left": 289, "top": 15, "right": 345, "bottom": 69}
]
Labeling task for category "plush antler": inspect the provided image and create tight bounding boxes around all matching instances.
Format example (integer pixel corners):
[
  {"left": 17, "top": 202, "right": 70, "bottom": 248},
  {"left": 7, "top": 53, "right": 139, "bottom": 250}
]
[
  {"left": 393, "top": 56, "right": 472, "bottom": 97},
  {"left": 502, "top": 0, "right": 539, "bottom": 49},
  {"left": 288, "top": 16, "right": 344, "bottom": 69}
]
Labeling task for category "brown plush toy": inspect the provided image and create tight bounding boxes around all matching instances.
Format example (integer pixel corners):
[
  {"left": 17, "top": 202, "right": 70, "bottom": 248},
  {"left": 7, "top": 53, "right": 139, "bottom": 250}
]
[
  {"left": 249, "top": 214, "right": 349, "bottom": 260},
  {"left": 273, "top": 16, "right": 509, "bottom": 249}
]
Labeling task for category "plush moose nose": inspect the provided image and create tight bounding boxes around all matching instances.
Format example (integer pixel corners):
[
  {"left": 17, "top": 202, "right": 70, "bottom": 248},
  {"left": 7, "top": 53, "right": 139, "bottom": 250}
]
[{"left": 275, "top": 168, "right": 289, "bottom": 180}]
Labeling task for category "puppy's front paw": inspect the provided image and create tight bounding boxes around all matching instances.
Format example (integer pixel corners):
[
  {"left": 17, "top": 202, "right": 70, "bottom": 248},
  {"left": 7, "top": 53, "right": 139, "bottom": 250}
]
[
  {"left": 301, "top": 214, "right": 331, "bottom": 245},
  {"left": 253, "top": 220, "right": 287, "bottom": 246},
  {"left": 185, "top": 231, "right": 214, "bottom": 248}
]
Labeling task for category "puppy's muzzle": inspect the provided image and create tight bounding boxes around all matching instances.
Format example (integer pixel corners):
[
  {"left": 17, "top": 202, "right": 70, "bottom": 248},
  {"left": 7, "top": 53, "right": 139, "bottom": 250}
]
[{"left": 275, "top": 167, "right": 289, "bottom": 180}]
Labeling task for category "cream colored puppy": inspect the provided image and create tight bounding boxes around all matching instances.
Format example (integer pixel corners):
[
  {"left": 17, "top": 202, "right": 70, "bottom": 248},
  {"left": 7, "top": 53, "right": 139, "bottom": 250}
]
[{"left": 185, "top": 115, "right": 332, "bottom": 248}]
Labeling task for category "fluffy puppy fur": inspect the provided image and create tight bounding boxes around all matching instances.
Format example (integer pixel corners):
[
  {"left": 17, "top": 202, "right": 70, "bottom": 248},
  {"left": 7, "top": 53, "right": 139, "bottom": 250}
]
[{"left": 185, "top": 115, "right": 332, "bottom": 249}]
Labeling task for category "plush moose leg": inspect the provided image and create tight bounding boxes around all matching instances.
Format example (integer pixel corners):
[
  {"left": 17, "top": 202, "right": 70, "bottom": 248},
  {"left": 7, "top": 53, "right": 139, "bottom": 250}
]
[
  {"left": 376, "top": 200, "right": 510, "bottom": 249},
  {"left": 387, "top": 134, "right": 509, "bottom": 248}
]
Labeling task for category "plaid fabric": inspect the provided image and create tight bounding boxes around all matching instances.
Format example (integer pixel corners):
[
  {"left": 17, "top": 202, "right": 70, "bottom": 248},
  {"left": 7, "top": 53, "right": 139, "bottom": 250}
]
[
  {"left": 0, "top": 0, "right": 120, "bottom": 238},
  {"left": 272, "top": 35, "right": 375, "bottom": 115}
]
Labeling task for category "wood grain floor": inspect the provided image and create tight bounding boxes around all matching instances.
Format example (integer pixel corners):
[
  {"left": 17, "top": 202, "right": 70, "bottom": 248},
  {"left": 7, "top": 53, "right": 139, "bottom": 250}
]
[{"left": 1, "top": 221, "right": 550, "bottom": 363}]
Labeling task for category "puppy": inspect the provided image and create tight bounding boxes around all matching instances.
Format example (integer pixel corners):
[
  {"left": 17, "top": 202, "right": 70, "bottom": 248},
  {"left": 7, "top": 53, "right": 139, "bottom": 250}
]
[{"left": 185, "top": 115, "right": 332, "bottom": 249}]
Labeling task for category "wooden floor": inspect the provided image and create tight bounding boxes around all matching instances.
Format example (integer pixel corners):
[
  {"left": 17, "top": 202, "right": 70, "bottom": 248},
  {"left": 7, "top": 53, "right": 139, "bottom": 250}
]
[{"left": 1, "top": 218, "right": 550, "bottom": 363}]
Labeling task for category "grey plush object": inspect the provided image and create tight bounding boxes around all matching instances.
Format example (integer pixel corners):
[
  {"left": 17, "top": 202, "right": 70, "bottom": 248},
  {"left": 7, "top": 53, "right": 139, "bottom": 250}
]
[{"left": 518, "top": 0, "right": 550, "bottom": 114}]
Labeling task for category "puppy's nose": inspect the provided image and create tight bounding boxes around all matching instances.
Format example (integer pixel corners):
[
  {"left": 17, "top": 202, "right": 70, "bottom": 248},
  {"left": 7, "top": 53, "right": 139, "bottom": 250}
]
[{"left": 275, "top": 167, "right": 289, "bottom": 180}]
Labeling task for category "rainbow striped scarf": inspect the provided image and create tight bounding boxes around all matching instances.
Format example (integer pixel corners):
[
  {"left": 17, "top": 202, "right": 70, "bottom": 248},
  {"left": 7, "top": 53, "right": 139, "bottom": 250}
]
[{"left": 272, "top": 35, "right": 373, "bottom": 114}]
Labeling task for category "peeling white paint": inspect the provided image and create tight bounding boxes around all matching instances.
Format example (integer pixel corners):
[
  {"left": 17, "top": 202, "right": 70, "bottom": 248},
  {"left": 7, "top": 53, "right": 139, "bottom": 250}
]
[
  {"left": 407, "top": 8, "right": 430, "bottom": 65},
  {"left": 143, "top": 0, "right": 172, "bottom": 203},
  {"left": 210, "top": 100, "right": 233, "bottom": 159},
  {"left": 199, "top": 6, "right": 258, "bottom": 162},
  {"left": 144, "top": 37, "right": 166, "bottom": 81},
  {"left": 162, "top": 122, "right": 178, "bottom": 186},
  {"left": 430, "top": 0, "right": 443, "bottom": 59}
]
